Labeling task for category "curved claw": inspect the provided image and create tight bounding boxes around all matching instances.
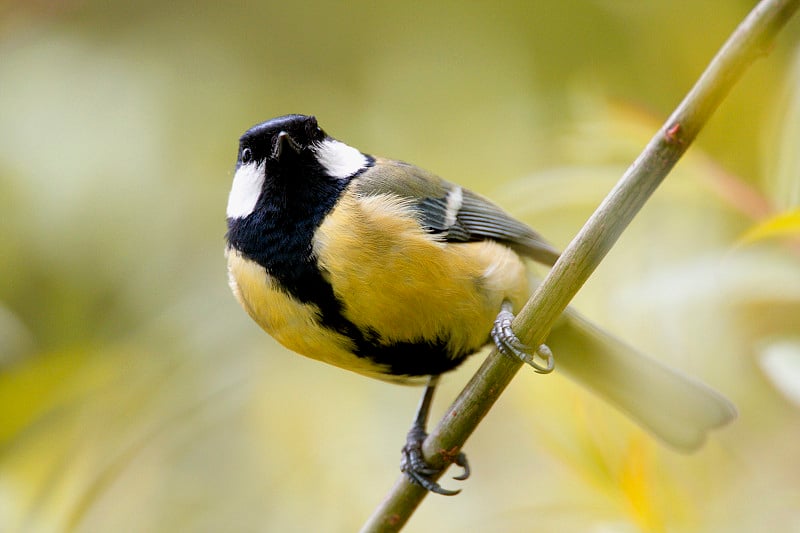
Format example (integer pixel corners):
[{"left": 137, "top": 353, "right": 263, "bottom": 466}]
[
  {"left": 407, "top": 469, "right": 461, "bottom": 496},
  {"left": 530, "top": 344, "right": 555, "bottom": 374},
  {"left": 491, "top": 301, "right": 555, "bottom": 374},
  {"left": 400, "top": 427, "right": 467, "bottom": 496},
  {"left": 451, "top": 452, "right": 470, "bottom": 481}
]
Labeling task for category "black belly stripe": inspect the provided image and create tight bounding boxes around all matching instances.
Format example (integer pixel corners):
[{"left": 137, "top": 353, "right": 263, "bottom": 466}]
[{"left": 356, "top": 338, "right": 472, "bottom": 376}]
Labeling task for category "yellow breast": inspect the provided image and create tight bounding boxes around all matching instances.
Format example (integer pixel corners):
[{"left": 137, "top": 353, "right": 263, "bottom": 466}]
[
  {"left": 312, "top": 192, "right": 530, "bottom": 358},
  {"left": 226, "top": 190, "right": 530, "bottom": 382},
  {"left": 226, "top": 247, "right": 394, "bottom": 379}
]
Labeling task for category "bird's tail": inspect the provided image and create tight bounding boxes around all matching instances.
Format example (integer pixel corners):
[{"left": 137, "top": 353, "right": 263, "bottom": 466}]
[{"left": 546, "top": 308, "right": 736, "bottom": 451}]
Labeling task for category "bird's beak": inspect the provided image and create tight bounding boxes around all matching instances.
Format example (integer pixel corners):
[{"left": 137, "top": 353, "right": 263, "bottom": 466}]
[{"left": 272, "top": 131, "right": 302, "bottom": 160}]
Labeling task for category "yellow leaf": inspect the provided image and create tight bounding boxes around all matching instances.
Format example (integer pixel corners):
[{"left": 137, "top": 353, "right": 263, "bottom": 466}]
[
  {"left": 738, "top": 209, "right": 800, "bottom": 245},
  {"left": 620, "top": 436, "right": 664, "bottom": 533}
]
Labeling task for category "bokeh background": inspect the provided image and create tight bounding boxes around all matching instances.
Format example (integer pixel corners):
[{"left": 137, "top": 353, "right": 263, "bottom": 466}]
[{"left": 2, "top": 1, "right": 800, "bottom": 531}]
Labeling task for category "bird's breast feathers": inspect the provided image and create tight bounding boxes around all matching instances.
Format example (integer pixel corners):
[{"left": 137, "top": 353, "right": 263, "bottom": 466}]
[
  {"left": 227, "top": 246, "right": 396, "bottom": 379},
  {"left": 227, "top": 186, "right": 529, "bottom": 380}
]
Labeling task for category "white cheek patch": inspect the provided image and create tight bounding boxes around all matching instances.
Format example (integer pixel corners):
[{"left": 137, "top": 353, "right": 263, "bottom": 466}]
[
  {"left": 311, "top": 139, "right": 369, "bottom": 179},
  {"left": 227, "top": 161, "right": 265, "bottom": 218}
]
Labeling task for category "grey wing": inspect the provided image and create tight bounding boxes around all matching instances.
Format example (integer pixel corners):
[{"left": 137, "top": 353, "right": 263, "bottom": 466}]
[
  {"left": 356, "top": 159, "right": 561, "bottom": 266},
  {"left": 456, "top": 189, "right": 559, "bottom": 265}
]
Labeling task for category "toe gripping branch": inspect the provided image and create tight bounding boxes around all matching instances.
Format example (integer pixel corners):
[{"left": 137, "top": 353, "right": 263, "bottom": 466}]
[
  {"left": 491, "top": 301, "right": 555, "bottom": 374},
  {"left": 400, "top": 302, "right": 552, "bottom": 496},
  {"left": 400, "top": 376, "right": 470, "bottom": 496},
  {"left": 400, "top": 423, "right": 470, "bottom": 496}
]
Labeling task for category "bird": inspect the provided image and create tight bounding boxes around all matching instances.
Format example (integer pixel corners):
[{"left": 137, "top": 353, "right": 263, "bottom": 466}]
[{"left": 224, "top": 114, "right": 736, "bottom": 495}]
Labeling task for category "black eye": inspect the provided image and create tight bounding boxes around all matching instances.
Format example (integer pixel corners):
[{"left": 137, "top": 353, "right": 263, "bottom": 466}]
[{"left": 241, "top": 147, "right": 252, "bottom": 164}]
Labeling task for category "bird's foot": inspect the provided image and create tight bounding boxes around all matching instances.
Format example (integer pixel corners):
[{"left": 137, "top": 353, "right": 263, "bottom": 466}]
[
  {"left": 491, "top": 301, "right": 555, "bottom": 374},
  {"left": 400, "top": 423, "right": 470, "bottom": 496}
]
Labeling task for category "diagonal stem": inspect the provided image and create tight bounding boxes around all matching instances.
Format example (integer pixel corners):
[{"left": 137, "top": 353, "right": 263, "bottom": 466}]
[{"left": 360, "top": 1, "right": 800, "bottom": 531}]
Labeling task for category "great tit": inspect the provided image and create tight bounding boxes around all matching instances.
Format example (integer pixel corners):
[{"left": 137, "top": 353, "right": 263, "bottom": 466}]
[{"left": 225, "top": 114, "right": 735, "bottom": 495}]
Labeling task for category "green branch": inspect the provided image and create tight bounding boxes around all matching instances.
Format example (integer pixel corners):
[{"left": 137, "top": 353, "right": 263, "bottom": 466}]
[{"left": 360, "top": 1, "right": 800, "bottom": 531}]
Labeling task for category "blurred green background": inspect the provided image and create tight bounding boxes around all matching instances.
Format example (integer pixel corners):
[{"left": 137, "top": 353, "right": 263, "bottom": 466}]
[{"left": 2, "top": 1, "right": 800, "bottom": 531}]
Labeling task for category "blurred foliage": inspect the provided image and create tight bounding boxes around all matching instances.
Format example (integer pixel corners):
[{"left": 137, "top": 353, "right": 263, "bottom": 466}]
[
  {"left": 1, "top": 1, "right": 800, "bottom": 532},
  {"left": 738, "top": 208, "right": 800, "bottom": 244}
]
